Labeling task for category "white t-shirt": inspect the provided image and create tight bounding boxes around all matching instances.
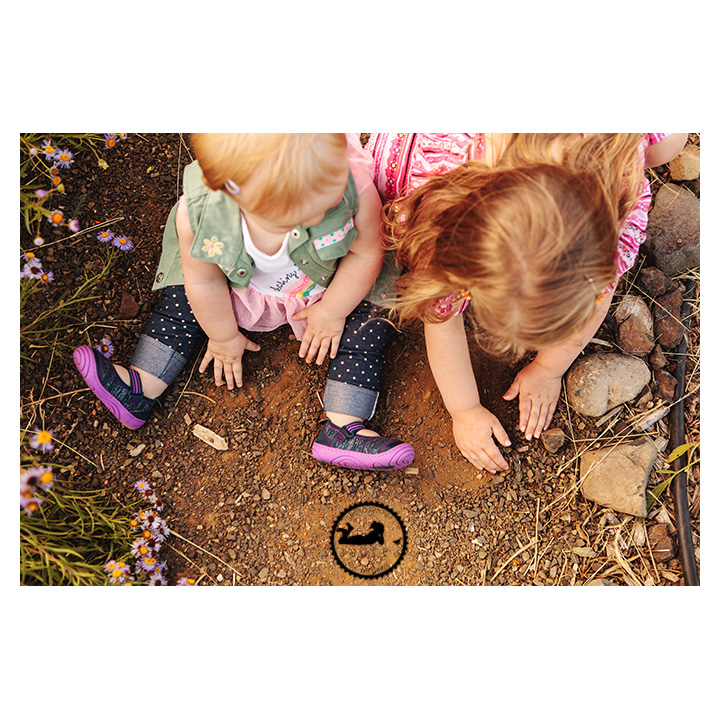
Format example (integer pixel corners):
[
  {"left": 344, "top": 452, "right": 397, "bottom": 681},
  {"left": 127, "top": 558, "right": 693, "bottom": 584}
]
[{"left": 241, "top": 214, "right": 323, "bottom": 298}]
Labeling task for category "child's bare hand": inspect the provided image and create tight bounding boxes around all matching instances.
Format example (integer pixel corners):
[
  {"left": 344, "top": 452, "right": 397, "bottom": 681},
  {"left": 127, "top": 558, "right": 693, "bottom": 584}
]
[
  {"left": 452, "top": 405, "right": 511, "bottom": 474},
  {"left": 503, "top": 360, "right": 562, "bottom": 440},
  {"left": 292, "top": 301, "right": 346, "bottom": 365},
  {"left": 199, "top": 333, "right": 260, "bottom": 390}
]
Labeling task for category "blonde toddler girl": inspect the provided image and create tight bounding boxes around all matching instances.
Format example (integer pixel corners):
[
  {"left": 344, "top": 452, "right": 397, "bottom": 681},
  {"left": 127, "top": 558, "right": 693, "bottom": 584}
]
[
  {"left": 74, "top": 133, "right": 413, "bottom": 471},
  {"left": 372, "top": 132, "right": 686, "bottom": 473}
]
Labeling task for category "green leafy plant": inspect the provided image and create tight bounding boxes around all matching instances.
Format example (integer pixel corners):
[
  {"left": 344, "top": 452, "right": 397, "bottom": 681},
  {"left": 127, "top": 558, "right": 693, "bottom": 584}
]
[
  {"left": 20, "top": 460, "right": 139, "bottom": 586},
  {"left": 646, "top": 442, "right": 700, "bottom": 512}
]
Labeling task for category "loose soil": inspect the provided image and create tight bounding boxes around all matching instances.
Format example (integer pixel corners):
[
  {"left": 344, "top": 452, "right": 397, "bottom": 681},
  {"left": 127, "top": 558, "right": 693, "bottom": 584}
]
[{"left": 20, "top": 133, "right": 701, "bottom": 586}]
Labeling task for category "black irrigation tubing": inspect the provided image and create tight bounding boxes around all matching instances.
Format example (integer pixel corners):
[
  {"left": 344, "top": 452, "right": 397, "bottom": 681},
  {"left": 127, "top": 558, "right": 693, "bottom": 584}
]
[{"left": 668, "top": 278, "right": 699, "bottom": 586}]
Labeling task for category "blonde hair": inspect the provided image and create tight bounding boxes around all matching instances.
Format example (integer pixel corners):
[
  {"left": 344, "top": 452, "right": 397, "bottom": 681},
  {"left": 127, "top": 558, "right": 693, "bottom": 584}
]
[
  {"left": 384, "top": 133, "right": 645, "bottom": 357},
  {"left": 190, "top": 133, "right": 348, "bottom": 217}
]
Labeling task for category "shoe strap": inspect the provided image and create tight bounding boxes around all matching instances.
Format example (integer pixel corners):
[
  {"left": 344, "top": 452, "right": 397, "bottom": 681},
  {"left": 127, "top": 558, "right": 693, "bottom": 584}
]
[
  {"left": 128, "top": 368, "right": 144, "bottom": 396},
  {"left": 343, "top": 421, "right": 367, "bottom": 436}
]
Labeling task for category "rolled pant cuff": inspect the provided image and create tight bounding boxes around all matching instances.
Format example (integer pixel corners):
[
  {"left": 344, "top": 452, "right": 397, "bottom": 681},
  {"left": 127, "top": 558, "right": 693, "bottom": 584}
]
[
  {"left": 323, "top": 379, "right": 378, "bottom": 420},
  {"left": 130, "top": 334, "right": 189, "bottom": 386}
]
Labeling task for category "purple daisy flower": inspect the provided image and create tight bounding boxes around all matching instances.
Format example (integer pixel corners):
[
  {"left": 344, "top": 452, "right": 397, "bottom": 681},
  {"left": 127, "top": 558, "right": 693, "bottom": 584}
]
[
  {"left": 95, "top": 337, "right": 114, "bottom": 358},
  {"left": 36, "top": 467, "right": 55, "bottom": 490},
  {"left": 40, "top": 139, "right": 56, "bottom": 161},
  {"left": 48, "top": 209, "right": 65, "bottom": 227},
  {"left": 35, "top": 189, "right": 48, "bottom": 199},
  {"left": 29, "top": 427, "right": 55, "bottom": 452},
  {"left": 21, "top": 492, "right": 44, "bottom": 516},
  {"left": 177, "top": 577, "right": 197, "bottom": 586},
  {"left": 21, "top": 258, "right": 44, "bottom": 279},
  {"left": 136, "top": 555, "right": 158, "bottom": 575},
  {"left": 134, "top": 479, "right": 151, "bottom": 493},
  {"left": 104, "top": 134, "right": 119, "bottom": 149},
  {"left": 39, "top": 270, "right": 54, "bottom": 284},
  {"left": 147, "top": 570, "right": 167, "bottom": 586},
  {"left": 112, "top": 235, "right": 134, "bottom": 251},
  {"left": 68, "top": 218, "right": 80, "bottom": 233},
  {"left": 151, "top": 517, "right": 170, "bottom": 539},
  {"left": 131, "top": 537, "right": 153, "bottom": 559},
  {"left": 54, "top": 149, "right": 74, "bottom": 169},
  {"left": 105, "top": 560, "right": 133, "bottom": 585},
  {"left": 96, "top": 229, "right": 114, "bottom": 243}
]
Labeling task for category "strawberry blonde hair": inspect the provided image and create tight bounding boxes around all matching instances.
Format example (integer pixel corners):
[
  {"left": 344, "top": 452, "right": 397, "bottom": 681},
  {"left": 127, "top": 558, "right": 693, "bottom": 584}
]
[
  {"left": 190, "top": 133, "right": 348, "bottom": 217},
  {"left": 384, "top": 133, "right": 645, "bottom": 357}
]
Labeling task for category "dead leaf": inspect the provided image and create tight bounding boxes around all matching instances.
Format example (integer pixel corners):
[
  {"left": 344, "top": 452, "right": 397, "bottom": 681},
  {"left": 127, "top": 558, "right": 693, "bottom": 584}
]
[
  {"left": 571, "top": 546, "right": 597, "bottom": 558},
  {"left": 192, "top": 424, "right": 229, "bottom": 451}
]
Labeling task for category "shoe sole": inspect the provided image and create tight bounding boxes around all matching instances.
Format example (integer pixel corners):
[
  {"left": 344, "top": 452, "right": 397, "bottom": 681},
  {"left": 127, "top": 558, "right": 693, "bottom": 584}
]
[
  {"left": 312, "top": 441, "right": 415, "bottom": 471},
  {"left": 73, "top": 346, "right": 146, "bottom": 430}
]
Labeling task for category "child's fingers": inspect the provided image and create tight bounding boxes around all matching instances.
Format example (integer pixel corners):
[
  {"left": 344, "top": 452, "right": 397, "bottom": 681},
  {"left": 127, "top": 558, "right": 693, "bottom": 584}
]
[
  {"left": 314, "top": 337, "right": 336, "bottom": 366},
  {"left": 329, "top": 335, "right": 341, "bottom": 360},
  {"left": 503, "top": 377, "right": 520, "bottom": 401},
  {"left": 491, "top": 417, "right": 512, "bottom": 448},
  {"left": 199, "top": 349, "right": 213, "bottom": 374}
]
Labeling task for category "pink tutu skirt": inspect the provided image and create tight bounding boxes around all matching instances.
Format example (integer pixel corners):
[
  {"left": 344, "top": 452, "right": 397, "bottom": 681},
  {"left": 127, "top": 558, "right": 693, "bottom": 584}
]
[{"left": 230, "top": 286, "right": 325, "bottom": 339}]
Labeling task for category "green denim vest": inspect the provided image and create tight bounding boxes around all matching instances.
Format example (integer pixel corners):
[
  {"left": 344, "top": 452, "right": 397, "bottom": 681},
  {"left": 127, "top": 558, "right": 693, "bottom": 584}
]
[{"left": 152, "top": 160, "right": 398, "bottom": 307}]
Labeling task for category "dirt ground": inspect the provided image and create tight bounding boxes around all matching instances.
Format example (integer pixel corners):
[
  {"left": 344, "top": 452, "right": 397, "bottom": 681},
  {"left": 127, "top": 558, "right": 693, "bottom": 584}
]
[{"left": 19, "top": 133, "right": 700, "bottom": 586}]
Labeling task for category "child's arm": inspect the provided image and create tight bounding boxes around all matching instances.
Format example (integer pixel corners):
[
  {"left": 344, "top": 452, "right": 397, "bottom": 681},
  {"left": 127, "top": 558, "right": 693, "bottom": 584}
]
[
  {"left": 503, "top": 290, "right": 614, "bottom": 439},
  {"left": 293, "top": 185, "right": 385, "bottom": 365},
  {"left": 644, "top": 133, "right": 688, "bottom": 168},
  {"left": 176, "top": 196, "right": 260, "bottom": 389},
  {"left": 425, "top": 314, "right": 511, "bottom": 474}
]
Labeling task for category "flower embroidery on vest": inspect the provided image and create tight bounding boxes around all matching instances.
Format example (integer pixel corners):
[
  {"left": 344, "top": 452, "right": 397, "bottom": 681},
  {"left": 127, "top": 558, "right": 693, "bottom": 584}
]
[
  {"left": 313, "top": 219, "right": 354, "bottom": 251},
  {"left": 202, "top": 237, "right": 224, "bottom": 258}
]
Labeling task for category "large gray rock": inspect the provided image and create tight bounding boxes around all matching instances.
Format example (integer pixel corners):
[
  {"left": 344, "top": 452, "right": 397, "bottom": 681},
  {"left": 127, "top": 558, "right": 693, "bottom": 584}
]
[
  {"left": 565, "top": 353, "right": 651, "bottom": 417},
  {"left": 644, "top": 184, "right": 700, "bottom": 276},
  {"left": 580, "top": 438, "right": 658, "bottom": 517}
]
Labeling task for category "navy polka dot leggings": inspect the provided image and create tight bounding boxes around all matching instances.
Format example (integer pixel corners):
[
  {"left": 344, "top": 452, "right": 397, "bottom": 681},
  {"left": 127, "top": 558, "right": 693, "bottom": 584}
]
[{"left": 130, "top": 286, "right": 394, "bottom": 420}]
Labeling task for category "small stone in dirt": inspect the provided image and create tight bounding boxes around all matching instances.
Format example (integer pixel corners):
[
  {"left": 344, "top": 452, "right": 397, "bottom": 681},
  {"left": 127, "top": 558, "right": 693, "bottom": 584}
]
[
  {"left": 261, "top": 488, "right": 270, "bottom": 500},
  {"left": 615, "top": 295, "right": 654, "bottom": 356},
  {"left": 668, "top": 144, "right": 700, "bottom": 181},
  {"left": 258, "top": 567, "right": 269, "bottom": 579},
  {"left": 656, "top": 369, "right": 678, "bottom": 402},
  {"left": 648, "top": 524, "right": 676, "bottom": 562},
  {"left": 653, "top": 289, "right": 685, "bottom": 350},
  {"left": 129, "top": 443, "right": 146, "bottom": 457},
  {"left": 636, "top": 267, "right": 674, "bottom": 298},
  {"left": 541, "top": 428, "right": 566, "bottom": 454},
  {"left": 192, "top": 423, "right": 229, "bottom": 451},
  {"left": 118, "top": 291, "right": 140, "bottom": 320},
  {"left": 649, "top": 344, "right": 668, "bottom": 370}
]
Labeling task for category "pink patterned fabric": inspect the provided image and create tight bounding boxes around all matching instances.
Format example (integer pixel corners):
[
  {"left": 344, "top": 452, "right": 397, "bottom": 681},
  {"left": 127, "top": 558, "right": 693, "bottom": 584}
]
[
  {"left": 231, "top": 284, "right": 324, "bottom": 337},
  {"left": 368, "top": 133, "right": 670, "bottom": 303},
  {"left": 366, "top": 133, "right": 484, "bottom": 204}
]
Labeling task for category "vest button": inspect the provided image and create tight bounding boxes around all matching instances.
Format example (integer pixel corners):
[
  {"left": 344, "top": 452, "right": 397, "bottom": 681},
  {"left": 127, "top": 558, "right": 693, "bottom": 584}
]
[
  {"left": 156, "top": 272, "right": 164, "bottom": 283},
  {"left": 320, "top": 275, "right": 327, "bottom": 282},
  {"left": 291, "top": 229, "right": 301, "bottom": 239},
  {"left": 236, "top": 268, "right": 248, "bottom": 278},
  {"left": 380, "top": 291, "right": 389, "bottom": 300},
  {"left": 300, "top": 259, "right": 309, "bottom": 265}
]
